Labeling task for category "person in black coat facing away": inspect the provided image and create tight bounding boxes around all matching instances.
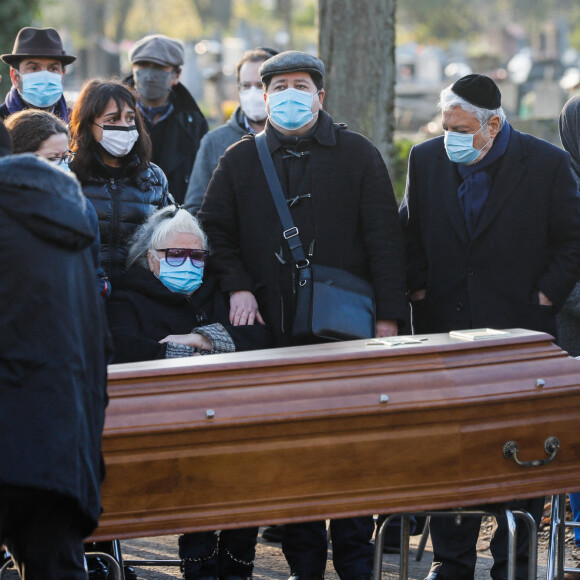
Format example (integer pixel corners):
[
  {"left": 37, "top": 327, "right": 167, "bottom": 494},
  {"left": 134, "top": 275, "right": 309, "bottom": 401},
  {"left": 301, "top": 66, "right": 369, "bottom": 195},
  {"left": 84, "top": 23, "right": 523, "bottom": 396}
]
[
  {"left": 106, "top": 205, "right": 271, "bottom": 580},
  {"left": 5, "top": 108, "right": 111, "bottom": 299},
  {"left": 0, "top": 121, "right": 109, "bottom": 579},
  {"left": 400, "top": 74, "right": 580, "bottom": 580}
]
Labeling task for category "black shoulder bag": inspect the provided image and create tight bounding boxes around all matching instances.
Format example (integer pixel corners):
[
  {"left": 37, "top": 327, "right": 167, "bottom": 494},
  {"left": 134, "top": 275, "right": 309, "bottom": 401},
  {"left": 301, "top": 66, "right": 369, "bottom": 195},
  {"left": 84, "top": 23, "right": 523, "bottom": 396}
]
[{"left": 255, "top": 132, "right": 376, "bottom": 342}]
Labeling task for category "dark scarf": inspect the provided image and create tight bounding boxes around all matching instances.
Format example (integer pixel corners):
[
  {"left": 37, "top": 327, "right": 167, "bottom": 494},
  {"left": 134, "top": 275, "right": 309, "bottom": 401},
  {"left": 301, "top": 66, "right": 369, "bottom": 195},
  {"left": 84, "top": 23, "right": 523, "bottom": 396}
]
[
  {"left": 457, "top": 122, "right": 511, "bottom": 235},
  {"left": 559, "top": 95, "right": 580, "bottom": 189},
  {"left": 4, "top": 86, "right": 69, "bottom": 123},
  {"left": 138, "top": 95, "right": 174, "bottom": 126}
]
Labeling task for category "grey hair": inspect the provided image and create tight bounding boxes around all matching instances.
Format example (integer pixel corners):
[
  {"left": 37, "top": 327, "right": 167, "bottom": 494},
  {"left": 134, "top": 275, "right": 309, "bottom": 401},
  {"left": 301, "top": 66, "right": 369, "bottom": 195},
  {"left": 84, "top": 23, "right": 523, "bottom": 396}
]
[
  {"left": 439, "top": 84, "right": 506, "bottom": 130},
  {"left": 127, "top": 205, "right": 208, "bottom": 269}
]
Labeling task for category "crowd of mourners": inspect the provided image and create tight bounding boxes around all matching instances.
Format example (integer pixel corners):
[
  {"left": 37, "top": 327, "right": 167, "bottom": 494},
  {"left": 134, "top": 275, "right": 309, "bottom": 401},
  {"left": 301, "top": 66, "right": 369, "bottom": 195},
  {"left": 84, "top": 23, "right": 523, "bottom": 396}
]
[{"left": 1, "top": 24, "right": 580, "bottom": 580}]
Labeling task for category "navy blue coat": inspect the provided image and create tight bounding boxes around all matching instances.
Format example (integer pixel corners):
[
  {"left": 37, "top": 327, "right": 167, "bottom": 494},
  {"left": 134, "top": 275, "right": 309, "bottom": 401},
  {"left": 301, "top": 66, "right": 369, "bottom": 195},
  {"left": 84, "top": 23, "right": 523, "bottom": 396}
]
[
  {"left": 400, "top": 127, "right": 580, "bottom": 337},
  {"left": 0, "top": 154, "right": 109, "bottom": 535}
]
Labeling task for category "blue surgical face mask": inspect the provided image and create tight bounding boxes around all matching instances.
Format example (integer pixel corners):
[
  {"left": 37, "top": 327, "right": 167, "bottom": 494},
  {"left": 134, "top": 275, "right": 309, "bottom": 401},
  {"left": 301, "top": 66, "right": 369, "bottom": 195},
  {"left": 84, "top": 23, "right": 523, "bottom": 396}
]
[
  {"left": 444, "top": 123, "right": 492, "bottom": 165},
  {"left": 157, "top": 258, "right": 203, "bottom": 294},
  {"left": 50, "top": 158, "right": 71, "bottom": 172},
  {"left": 19, "top": 70, "right": 63, "bottom": 108},
  {"left": 268, "top": 88, "right": 317, "bottom": 131}
]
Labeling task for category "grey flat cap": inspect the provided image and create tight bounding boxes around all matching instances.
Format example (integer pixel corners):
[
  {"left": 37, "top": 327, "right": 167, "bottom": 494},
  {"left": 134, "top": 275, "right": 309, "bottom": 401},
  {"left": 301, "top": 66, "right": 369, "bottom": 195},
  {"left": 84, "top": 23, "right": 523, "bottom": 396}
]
[
  {"left": 129, "top": 34, "right": 184, "bottom": 67},
  {"left": 259, "top": 50, "right": 324, "bottom": 82}
]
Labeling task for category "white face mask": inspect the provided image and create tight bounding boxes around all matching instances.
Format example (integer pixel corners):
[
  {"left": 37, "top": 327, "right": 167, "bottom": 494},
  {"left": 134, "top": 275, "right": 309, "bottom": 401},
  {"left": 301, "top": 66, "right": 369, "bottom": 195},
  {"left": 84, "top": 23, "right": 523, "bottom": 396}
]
[
  {"left": 96, "top": 124, "right": 139, "bottom": 158},
  {"left": 239, "top": 86, "right": 267, "bottom": 122}
]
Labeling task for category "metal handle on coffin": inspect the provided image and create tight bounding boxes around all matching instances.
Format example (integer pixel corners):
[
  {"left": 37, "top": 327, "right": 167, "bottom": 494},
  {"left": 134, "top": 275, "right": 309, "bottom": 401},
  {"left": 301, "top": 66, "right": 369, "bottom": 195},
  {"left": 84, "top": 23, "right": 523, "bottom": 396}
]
[{"left": 502, "top": 436, "right": 560, "bottom": 467}]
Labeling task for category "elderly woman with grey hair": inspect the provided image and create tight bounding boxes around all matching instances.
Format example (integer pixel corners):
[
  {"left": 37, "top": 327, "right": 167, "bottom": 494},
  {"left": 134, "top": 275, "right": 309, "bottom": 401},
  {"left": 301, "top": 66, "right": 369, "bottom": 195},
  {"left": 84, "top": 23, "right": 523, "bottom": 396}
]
[
  {"left": 107, "top": 204, "right": 271, "bottom": 362},
  {"left": 106, "top": 205, "right": 271, "bottom": 580}
]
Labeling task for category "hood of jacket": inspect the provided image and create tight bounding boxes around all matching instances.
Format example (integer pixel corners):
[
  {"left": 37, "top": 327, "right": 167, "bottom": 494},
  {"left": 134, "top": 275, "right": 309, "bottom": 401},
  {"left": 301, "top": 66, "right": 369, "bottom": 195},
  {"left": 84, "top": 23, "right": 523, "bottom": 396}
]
[{"left": 0, "top": 154, "right": 95, "bottom": 251}]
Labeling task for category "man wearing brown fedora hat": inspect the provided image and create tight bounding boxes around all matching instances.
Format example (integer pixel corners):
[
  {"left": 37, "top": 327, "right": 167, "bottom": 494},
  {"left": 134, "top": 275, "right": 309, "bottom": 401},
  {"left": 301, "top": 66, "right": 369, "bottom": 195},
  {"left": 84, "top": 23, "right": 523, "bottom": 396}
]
[{"left": 0, "top": 27, "right": 76, "bottom": 122}]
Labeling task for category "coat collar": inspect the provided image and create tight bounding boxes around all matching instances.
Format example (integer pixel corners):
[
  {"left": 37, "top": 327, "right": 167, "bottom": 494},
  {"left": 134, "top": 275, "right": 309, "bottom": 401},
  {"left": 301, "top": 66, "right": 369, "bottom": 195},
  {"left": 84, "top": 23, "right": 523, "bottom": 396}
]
[
  {"left": 264, "top": 109, "right": 337, "bottom": 153},
  {"left": 118, "top": 264, "right": 219, "bottom": 304}
]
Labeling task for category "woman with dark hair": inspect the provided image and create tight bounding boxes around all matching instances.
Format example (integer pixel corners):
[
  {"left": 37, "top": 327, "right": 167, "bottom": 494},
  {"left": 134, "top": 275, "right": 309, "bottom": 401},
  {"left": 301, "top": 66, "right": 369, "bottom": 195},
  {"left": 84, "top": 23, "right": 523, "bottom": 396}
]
[
  {"left": 69, "top": 78, "right": 172, "bottom": 289},
  {"left": 5, "top": 109, "right": 110, "bottom": 298}
]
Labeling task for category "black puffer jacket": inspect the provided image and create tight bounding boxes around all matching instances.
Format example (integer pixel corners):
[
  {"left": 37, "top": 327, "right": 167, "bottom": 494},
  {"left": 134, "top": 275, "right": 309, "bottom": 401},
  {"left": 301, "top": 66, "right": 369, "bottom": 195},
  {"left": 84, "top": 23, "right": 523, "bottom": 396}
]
[
  {"left": 78, "top": 155, "right": 173, "bottom": 289},
  {"left": 0, "top": 154, "right": 109, "bottom": 535}
]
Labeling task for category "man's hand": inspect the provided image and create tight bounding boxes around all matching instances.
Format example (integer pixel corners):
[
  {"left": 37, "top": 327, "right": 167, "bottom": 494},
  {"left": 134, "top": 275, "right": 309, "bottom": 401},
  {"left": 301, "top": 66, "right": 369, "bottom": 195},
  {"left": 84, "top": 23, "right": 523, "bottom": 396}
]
[
  {"left": 376, "top": 319, "right": 398, "bottom": 337},
  {"left": 229, "top": 290, "right": 265, "bottom": 326},
  {"left": 538, "top": 291, "right": 553, "bottom": 306}
]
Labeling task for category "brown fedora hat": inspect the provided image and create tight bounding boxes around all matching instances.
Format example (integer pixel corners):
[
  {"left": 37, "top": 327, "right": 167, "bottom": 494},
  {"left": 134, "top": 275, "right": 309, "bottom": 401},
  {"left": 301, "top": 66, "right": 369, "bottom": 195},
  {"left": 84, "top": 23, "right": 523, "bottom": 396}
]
[{"left": 1, "top": 27, "right": 77, "bottom": 66}]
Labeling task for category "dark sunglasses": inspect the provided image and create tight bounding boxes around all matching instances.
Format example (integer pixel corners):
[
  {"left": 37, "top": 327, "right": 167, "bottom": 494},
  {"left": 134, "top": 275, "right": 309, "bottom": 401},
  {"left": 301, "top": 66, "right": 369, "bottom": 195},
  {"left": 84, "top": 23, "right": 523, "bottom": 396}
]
[{"left": 156, "top": 248, "right": 208, "bottom": 268}]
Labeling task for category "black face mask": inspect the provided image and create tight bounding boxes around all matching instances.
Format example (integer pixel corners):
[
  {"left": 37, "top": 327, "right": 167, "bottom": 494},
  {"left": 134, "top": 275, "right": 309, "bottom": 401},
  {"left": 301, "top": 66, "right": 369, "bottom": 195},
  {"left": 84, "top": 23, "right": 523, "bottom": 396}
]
[{"left": 134, "top": 68, "right": 172, "bottom": 101}]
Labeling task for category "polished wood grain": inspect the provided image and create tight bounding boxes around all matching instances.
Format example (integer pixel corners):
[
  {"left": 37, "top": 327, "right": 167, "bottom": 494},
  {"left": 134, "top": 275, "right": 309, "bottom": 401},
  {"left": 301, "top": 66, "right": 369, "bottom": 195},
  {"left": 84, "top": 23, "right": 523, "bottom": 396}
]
[{"left": 92, "top": 328, "right": 580, "bottom": 540}]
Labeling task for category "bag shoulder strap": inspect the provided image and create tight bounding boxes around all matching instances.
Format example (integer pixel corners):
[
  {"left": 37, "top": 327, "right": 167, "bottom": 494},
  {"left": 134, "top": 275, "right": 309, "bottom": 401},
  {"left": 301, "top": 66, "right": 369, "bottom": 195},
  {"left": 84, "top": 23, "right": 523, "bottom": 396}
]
[{"left": 255, "top": 132, "right": 308, "bottom": 267}]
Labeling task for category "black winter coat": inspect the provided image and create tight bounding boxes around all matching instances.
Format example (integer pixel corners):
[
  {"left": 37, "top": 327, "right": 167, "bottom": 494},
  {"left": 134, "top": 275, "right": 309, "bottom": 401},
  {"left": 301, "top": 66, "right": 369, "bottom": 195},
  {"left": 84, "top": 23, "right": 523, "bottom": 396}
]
[
  {"left": 125, "top": 76, "right": 208, "bottom": 203},
  {"left": 400, "top": 127, "right": 580, "bottom": 337},
  {"left": 77, "top": 155, "right": 172, "bottom": 289},
  {"left": 107, "top": 266, "right": 272, "bottom": 363},
  {"left": 199, "top": 111, "right": 407, "bottom": 346},
  {"left": 0, "top": 154, "right": 109, "bottom": 535}
]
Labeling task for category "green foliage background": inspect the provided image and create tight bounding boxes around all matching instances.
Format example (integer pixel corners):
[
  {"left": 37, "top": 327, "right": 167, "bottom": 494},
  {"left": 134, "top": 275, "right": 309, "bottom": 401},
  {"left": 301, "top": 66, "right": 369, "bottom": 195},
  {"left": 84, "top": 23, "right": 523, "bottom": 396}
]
[{"left": 0, "top": 0, "right": 40, "bottom": 98}]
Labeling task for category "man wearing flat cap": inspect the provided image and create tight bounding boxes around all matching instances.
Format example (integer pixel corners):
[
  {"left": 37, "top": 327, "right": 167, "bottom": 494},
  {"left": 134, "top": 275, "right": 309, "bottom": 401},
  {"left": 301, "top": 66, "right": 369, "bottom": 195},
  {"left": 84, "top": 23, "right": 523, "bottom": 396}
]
[
  {"left": 200, "top": 50, "right": 406, "bottom": 580},
  {"left": 0, "top": 27, "right": 75, "bottom": 122},
  {"left": 400, "top": 74, "right": 580, "bottom": 580},
  {"left": 124, "top": 34, "right": 208, "bottom": 204}
]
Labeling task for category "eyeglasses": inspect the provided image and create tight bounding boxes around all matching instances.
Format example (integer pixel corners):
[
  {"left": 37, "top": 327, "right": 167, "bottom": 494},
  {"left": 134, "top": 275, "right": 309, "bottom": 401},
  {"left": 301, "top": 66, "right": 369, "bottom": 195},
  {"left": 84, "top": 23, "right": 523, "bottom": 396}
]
[
  {"left": 238, "top": 82, "right": 263, "bottom": 91},
  {"left": 156, "top": 248, "right": 208, "bottom": 268},
  {"left": 47, "top": 150, "right": 75, "bottom": 165}
]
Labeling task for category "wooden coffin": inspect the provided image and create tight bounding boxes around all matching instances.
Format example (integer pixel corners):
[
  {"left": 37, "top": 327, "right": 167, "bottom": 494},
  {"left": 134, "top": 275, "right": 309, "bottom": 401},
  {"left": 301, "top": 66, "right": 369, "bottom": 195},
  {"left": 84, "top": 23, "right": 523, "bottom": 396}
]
[{"left": 93, "top": 328, "right": 580, "bottom": 540}]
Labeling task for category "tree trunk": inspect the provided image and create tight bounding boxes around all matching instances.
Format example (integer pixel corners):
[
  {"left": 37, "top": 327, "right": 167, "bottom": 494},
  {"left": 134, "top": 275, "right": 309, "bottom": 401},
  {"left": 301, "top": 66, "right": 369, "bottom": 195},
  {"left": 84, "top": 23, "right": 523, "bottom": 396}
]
[{"left": 318, "top": 0, "right": 396, "bottom": 171}]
